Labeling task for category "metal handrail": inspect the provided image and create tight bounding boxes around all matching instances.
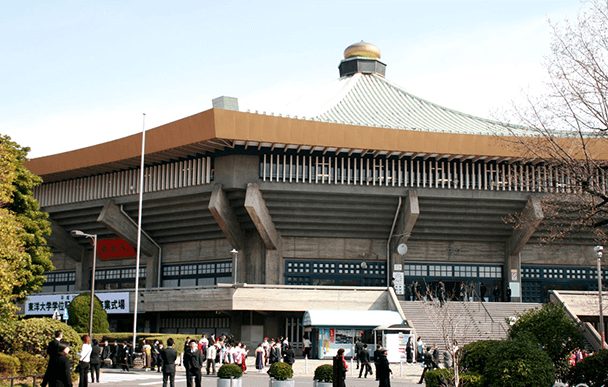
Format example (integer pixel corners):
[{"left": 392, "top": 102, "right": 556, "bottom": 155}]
[{"left": 470, "top": 289, "right": 508, "bottom": 336}]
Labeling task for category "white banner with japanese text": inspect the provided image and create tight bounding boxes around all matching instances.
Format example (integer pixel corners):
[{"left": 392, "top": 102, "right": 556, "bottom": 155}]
[{"left": 25, "top": 292, "right": 130, "bottom": 315}]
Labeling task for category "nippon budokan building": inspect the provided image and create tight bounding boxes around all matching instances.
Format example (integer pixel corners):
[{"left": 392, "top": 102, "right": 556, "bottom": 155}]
[{"left": 21, "top": 42, "right": 608, "bottom": 356}]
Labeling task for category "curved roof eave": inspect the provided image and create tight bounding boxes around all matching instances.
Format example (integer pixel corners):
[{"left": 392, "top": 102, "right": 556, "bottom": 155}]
[{"left": 25, "top": 108, "right": 608, "bottom": 182}]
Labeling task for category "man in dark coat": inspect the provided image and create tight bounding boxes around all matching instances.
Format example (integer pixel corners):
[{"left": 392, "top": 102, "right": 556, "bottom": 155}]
[
  {"left": 152, "top": 340, "right": 161, "bottom": 372},
  {"left": 161, "top": 338, "right": 178, "bottom": 387},
  {"left": 417, "top": 346, "right": 437, "bottom": 384},
  {"left": 376, "top": 349, "right": 392, "bottom": 387},
  {"left": 50, "top": 342, "right": 73, "bottom": 387},
  {"left": 100, "top": 340, "right": 110, "bottom": 368},
  {"left": 358, "top": 344, "right": 372, "bottom": 378},
  {"left": 373, "top": 344, "right": 382, "bottom": 381},
  {"left": 184, "top": 340, "right": 204, "bottom": 387},
  {"left": 110, "top": 341, "right": 118, "bottom": 368},
  {"left": 41, "top": 330, "right": 63, "bottom": 387},
  {"left": 282, "top": 344, "right": 295, "bottom": 366},
  {"left": 354, "top": 338, "right": 363, "bottom": 369},
  {"left": 332, "top": 348, "right": 347, "bottom": 387}
]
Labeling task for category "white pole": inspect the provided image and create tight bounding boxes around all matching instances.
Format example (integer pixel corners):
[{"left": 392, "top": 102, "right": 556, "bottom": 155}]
[
  {"left": 133, "top": 113, "right": 146, "bottom": 351},
  {"left": 88, "top": 234, "right": 97, "bottom": 338}
]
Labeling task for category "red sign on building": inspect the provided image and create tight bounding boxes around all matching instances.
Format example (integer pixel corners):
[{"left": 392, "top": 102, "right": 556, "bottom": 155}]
[{"left": 94, "top": 239, "right": 136, "bottom": 260}]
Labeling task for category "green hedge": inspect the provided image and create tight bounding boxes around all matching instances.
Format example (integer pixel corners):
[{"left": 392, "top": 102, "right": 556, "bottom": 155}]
[
  {"left": 15, "top": 351, "right": 46, "bottom": 375},
  {"left": 217, "top": 364, "right": 243, "bottom": 379},
  {"left": 0, "top": 353, "right": 20, "bottom": 377},
  {"left": 0, "top": 318, "right": 82, "bottom": 372},
  {"left": 268, "top": 362, "right": 293, "bottom": 380},
  {"left": 313, "top": 364, "right": 333, "bottom": 382},
  {"left": 424, "top": 368, "right": 453, "bottom": 387}
]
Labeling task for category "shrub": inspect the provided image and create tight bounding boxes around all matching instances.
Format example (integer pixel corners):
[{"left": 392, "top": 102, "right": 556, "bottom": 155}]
[
  {"left": 424, "top": 368, "right": 453, "bottom": 387},
  {"left": 217, "top": 363, "right": 243, "bottom": 379},
  {"left": 459, "top": 371, "right": 485, "bottom": 387},
  {"left": 268, "top": 362, "right": 293, "bottom": 380},
  {"left": 459, "top": 340, "right": 500, "bottom": 375},
  {"left": 15, "top": 351, "right": 46, "bottom": 375},
  {"left": 67, "top": 293, "right": 109, "bottom": 333},
  {"left": 509, "top": 303, "right": 583, "bottom": 378},
  {"left": 483, "top": 333, "right": 554, "bottom": 387},
  {"left": 0, "top": 318, "right": 82, "bottom": 371},
  {"left": 566, "top": 349, "right": 608, "bottom": 387},
  {"left": 313, "top": 364, "right": 333, "bottom": 382},
  {"left": 0, "top": 353, "right": 20, "bottom": 377}
]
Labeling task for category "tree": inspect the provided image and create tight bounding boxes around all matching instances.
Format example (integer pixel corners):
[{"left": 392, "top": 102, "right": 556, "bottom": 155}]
[
  {"left": 483, "top": 333, "right": 555, "bottom": 387},
  {"left": 502, "top": 0, "right": 608, "bottom": 243},
  {"left": 509, "top": 303, "right": 584, "bottom": 379},
  {"left": 67, "top": 292, "right": 110, "bottom": 334},
  {"left": 0, "top": 135, "right": 53, "bottom": 321},
  {"left": 567, "top": 348, "right": 608, "bottom": 387},
  {"left": 420, "top": 285, "right": 477, "bottom": 387}
]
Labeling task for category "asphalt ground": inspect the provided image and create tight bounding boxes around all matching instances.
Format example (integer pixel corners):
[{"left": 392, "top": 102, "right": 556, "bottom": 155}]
[{"left": 91, "top": 358, "right": 426, "bottom": 387}]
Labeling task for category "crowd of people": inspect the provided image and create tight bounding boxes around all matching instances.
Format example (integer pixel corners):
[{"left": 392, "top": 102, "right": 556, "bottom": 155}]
[
  {"left": 408, "top": 281, "right": 510, "bottom": 303},
  {"left": 40, "top": 330, "right": 448, "bottom": 387}
]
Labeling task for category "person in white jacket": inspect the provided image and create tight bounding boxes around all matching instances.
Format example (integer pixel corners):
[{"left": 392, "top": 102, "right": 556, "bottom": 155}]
[{"left": 206, "top": 343, "right": 217, "bottom": 375}]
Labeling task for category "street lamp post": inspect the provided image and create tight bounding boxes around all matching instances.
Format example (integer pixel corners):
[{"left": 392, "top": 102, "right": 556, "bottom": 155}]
[
  {"left": 595, "top": 245, "right": 605, "bottom": 349},
  {"left": 71, "top": 230, "right": 98, "bottom": 338},
  {"left": 231, "top": 249, "right": 238, "bottom": 284}
]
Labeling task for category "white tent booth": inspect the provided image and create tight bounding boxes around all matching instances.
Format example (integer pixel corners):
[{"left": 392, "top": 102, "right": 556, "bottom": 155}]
[
  {"left": 303, "top": 309, "right": 404, "bottom": 359},
  {"left": 373, "top": 324, "right": 416, "bottom": 363}
]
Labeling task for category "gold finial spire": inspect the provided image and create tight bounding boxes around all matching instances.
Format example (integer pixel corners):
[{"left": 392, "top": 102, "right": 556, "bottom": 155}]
[{"left": 344, "top": 41, "right": 381, "bottom": 60}]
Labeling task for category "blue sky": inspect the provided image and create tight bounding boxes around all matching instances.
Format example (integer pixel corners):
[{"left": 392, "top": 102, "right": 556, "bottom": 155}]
[{"left": 1, "top": 1, "right": 582, "bottom": 158}]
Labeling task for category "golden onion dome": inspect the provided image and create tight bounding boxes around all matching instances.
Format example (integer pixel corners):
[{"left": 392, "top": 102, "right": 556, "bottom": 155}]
[{"left": 344, "top": 41, "right": 381, "bottom": 60}]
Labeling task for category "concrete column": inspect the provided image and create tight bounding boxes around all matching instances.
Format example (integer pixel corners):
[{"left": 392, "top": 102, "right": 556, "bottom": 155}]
[{"left": 146, "top": 252, "right": 159, "bottom": 288}]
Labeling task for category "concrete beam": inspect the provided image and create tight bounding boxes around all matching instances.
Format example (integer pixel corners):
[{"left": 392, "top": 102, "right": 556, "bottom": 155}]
[
  {"left": 505, "top": 196, "right": 544, "bottom": 257},
  {"left": 97, "top": 200, "right": 156, "bottom": 256},
  {"left": 244, "top": 183, "right": 280, "bottom": 250},
  {"left": 390, "top": 190, "right": 420, "bottom": 254},
  {"left": 45, "top": 218, "right": 84, "bottom": 262},
  {"left": 208, "top": 184, "right": 245, "bottom": 250}
]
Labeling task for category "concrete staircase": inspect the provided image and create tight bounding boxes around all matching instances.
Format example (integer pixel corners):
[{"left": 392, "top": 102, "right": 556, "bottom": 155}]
[{"left": 400, "top": 301, "right": 542, "bottom": 347}]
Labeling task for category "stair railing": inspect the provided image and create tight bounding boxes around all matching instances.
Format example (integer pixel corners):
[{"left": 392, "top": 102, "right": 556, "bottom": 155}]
[{"left": 471, "top": 289, "right": 508, "bottom": 337}]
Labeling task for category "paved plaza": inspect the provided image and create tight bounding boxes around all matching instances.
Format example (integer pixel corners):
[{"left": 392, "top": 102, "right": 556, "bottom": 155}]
[{"left": 93, "top": 358, "right": 425, "bottom": 387}]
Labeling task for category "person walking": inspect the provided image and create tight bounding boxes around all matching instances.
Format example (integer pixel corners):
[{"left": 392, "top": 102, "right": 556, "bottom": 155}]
[
  {"left": 376, "top": 349, "right": 392, "bottom": 387},
  {"left": 152, "top": 340, "right": 161, "bottom": 372},
  {"left": 283, "top": 344, "right": 295, "bottom": 366},
  {"left": 89, "top": 339, "right": 101, "bottom": 383},
  {"left": 358, "top": 344, "right": 372, "bottom": 378},
  {"left": 119, "top": 342, "right": 130, "bottom": 371},
  {"left": 302, "top": 334, "right": 312, "bottom": 359},
  {"left": 406, "top": 337, "right": 413, "bottom": 363},
  {"left": 332, "top": 348, "right": 347, "bottom": 387},
  {"left": 100, "top": 340, "right": 110, "bottom": 368},
  {"left": 417, "top": 346, "right": 437, "bottom": 384},
  {"left": 493, "top": 285, "right": 501, "bottom": 302},
  {"left": 255, "top": 343, "right": 265, "bottom": 372},
  {"left": 480, "top": 283, "right": 487, "bottom": 302},
  {"left": 355, "top": 338, "right": 363, "bottom": 369},
  {"left": 50, "top": 342, "right": 73, "bottom": 387},
  {"left": 110, "top": 341, "right": 118, "bottom": 369},
  {"left": 438, "top": 281, "right": 446, "bottom": 306},
  {"left": 184, "top": 340, "right": 203, "bottom": 387},
  {"left": 373, "top": 344, "right": 382, "bottom": 381},
  {"left": 206, "top": 342, "right": 218, "bottom": 375},
  {"left": 41, "top": 330, "right": 63, "bottom": 387},
  {"left": 160, "top": 338, "right": 178, "bottom": 387},
  {"left": 78, "top": 335, "right": 92, "bottom": 387}
]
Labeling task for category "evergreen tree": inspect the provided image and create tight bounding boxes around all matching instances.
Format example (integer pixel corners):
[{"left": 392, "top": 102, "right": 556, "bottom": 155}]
[
  {"left": 67, "top": 292, "right": 110, "bottom": 334},
  {"left": 0, "top": 135, "right": 53, "bottom": 320}
]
